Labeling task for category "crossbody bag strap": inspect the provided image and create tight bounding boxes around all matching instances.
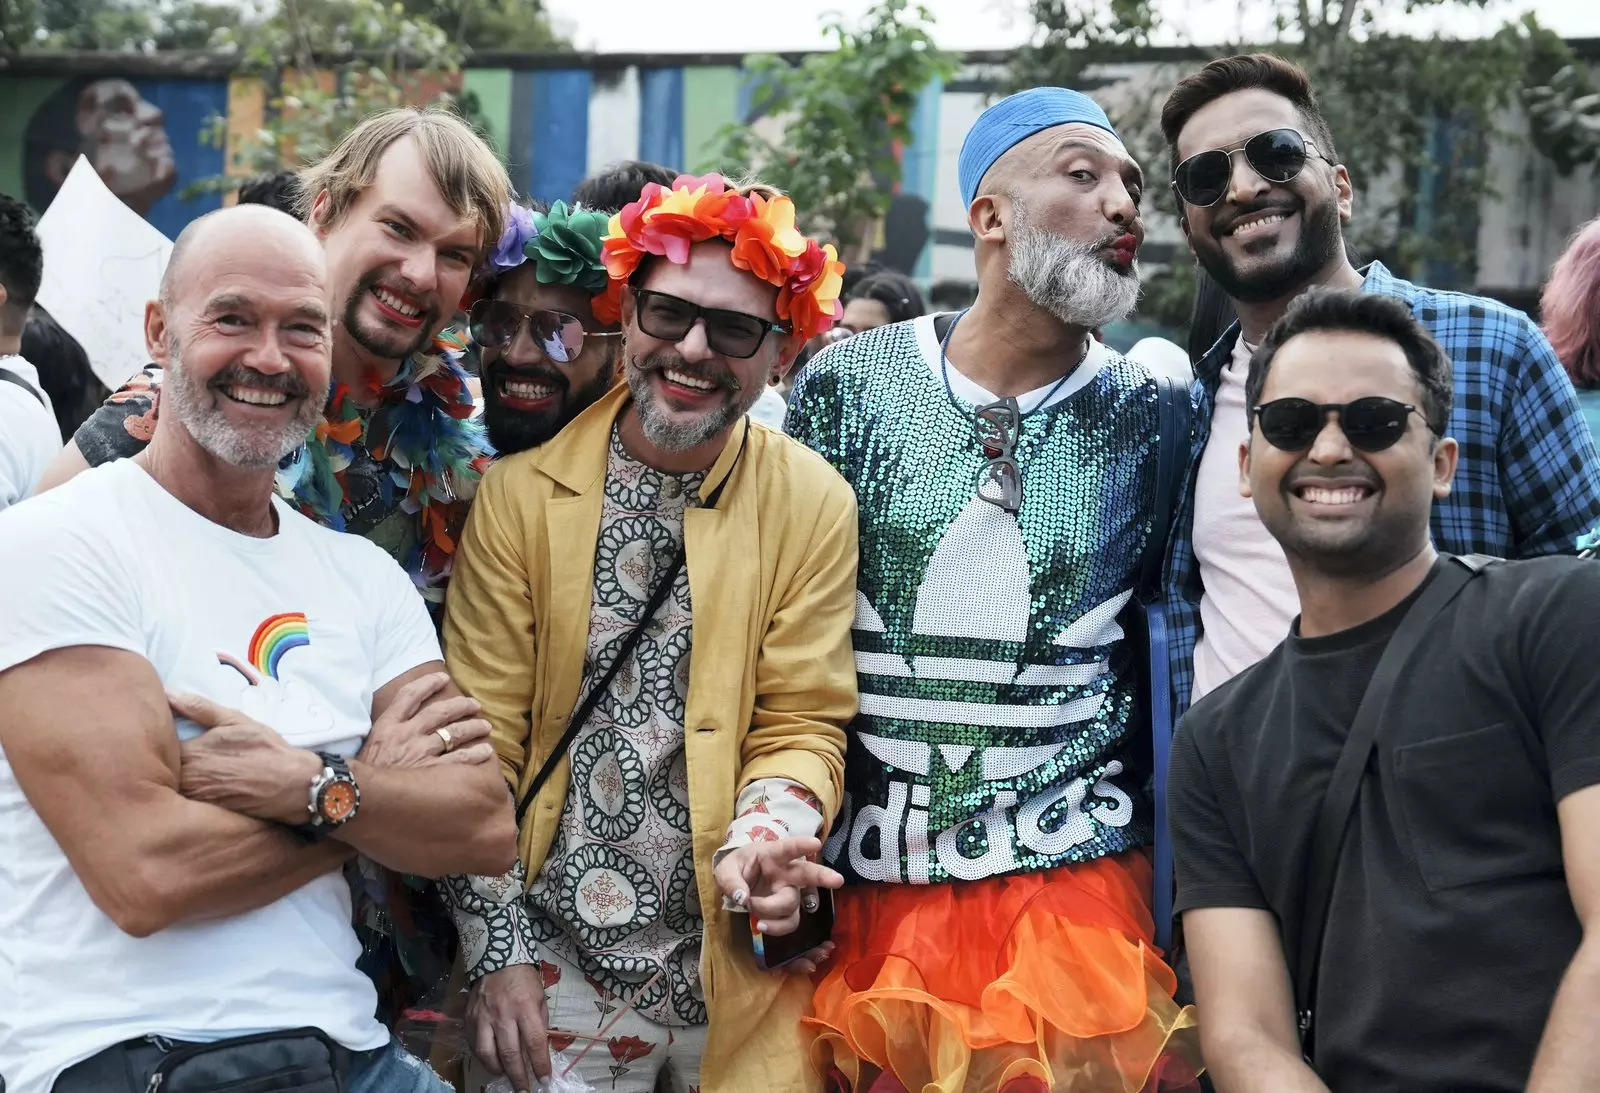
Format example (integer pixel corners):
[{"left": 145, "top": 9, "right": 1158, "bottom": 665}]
[
  {"left": 1143, "top": 370, "right": 1193, "bottom": 953},
  {"left": 0, "top": 367, "right": 45, "bottom": 407},
  {"left": 1294, "top": 552, "right": 1498, "bottom": 1054},
  {"left": 513, "top": 425, "right": 747, "bottom": 828}
]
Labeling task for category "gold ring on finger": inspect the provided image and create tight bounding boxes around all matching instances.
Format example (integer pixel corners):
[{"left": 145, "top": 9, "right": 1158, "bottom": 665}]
[{"left": 435, "top": 726, "right": 454, "bottom": 752}]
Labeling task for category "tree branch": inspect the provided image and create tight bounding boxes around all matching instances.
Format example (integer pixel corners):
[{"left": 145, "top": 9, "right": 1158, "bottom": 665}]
[{"left": 1334, "top": 0, "right": 1359, "bottom": 45}]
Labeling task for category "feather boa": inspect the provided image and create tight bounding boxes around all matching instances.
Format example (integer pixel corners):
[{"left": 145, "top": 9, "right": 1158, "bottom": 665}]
[{"left": 276, "top": 330, "right": 491, "bottom": 599}]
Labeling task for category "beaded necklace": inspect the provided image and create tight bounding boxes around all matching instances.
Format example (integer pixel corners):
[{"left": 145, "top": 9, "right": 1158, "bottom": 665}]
[{"left": 275, "top": 328, "right": 491, "bottom": 599}]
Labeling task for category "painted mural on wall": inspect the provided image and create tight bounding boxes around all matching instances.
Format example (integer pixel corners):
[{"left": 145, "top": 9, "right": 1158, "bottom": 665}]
[
  {"left": 3, "top": 75, "right": 226, "bottom": 240},
  {"left": 1, "top": 59, "right": 1594, "bottom": 295}
]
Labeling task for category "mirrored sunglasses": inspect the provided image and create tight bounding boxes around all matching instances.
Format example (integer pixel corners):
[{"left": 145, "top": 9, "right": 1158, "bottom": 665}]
[{"left": 469, "top": 299, "right": 616, "bottom": 364}]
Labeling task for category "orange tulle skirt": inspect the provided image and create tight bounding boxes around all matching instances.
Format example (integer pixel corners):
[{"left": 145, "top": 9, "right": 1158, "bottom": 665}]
[{"left": 804, "top": 851, "right": 1202, "bottom": 1093}]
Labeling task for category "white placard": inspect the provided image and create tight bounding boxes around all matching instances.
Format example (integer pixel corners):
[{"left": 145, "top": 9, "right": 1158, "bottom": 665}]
[{"left": 35, "top": 156, "right": 174, "bottom": 392}]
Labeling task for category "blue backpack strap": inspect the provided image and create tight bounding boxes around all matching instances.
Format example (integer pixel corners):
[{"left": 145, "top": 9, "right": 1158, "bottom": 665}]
[{"left": 1138, "top": 370, "right": 1191, "bottom": 952}]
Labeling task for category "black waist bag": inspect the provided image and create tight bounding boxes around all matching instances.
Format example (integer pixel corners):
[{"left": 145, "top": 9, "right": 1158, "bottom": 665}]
[{"left": 146, "top": 1028, "right": 340, "bottom": 1093}]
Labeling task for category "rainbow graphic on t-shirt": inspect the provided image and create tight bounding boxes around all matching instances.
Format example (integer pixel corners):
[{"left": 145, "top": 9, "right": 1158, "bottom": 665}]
[{"left": 217, "top": 612, "right": 309, "bottom": 684}]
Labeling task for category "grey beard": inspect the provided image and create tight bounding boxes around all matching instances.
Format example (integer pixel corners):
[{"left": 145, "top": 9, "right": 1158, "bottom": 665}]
[
  {"left": 165, "top": 341, "right": 320, "bottom": 469},
  {"left": 1006, "top": 210, "right": 1141, "bottom": 329},
  {"left": 626, "top": 356, "right": 763, "bottom": 453}
]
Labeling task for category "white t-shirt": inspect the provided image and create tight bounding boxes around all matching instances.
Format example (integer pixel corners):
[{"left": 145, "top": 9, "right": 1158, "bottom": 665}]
[
  {"left": 747, "top": 385, "right": 790, "bottom": 430},
  {"left": 919, "top": 313, "right": 1114, "bottom": 411},
  {"left": 0, "top": 459, "right": 441, "bottom": 1093},
  {"left": 1191, "top": 335, "right": 1301, "bottom": 700},
  {"left": 0, "top": 354, "right": 62, "bottom": 510}
]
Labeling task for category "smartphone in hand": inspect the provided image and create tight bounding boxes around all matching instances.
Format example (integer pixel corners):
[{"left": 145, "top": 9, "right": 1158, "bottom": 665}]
[{"left": 748, "top": 889, "right": 835, "bottom": 970}]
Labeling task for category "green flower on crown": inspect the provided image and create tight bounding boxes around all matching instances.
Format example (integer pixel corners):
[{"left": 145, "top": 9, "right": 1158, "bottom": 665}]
[{"left": 527, "top": 200, "right": 611, "bottom": 295}]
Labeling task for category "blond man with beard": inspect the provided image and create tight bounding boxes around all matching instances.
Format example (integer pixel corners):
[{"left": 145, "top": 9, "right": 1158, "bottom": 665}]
[
  {"left": 36, "top": 108, "right": 510, "bottom": 611},
  {"left": 785, "top": 88, "right": 1202, "bottom": 1092}
]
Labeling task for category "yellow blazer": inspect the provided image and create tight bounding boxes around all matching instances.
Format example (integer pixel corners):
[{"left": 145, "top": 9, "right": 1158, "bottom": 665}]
[{"left": 443, "top": 384, "right": 858, "bottom": 1091}]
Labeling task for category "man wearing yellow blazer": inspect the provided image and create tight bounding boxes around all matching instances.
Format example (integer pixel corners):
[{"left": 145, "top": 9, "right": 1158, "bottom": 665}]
[{"left": 441, "top": 175, "right": 857, "bottom": 1093}]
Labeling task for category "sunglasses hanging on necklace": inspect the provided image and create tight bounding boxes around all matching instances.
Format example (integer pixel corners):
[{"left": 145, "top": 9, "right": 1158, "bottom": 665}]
[{"left": 939, "top": 308, "right": 1085, "bottom": 515}]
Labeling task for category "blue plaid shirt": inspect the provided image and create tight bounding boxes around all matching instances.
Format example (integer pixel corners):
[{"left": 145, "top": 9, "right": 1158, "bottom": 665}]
[{"left": 1163, "top": 261, "right": 1600, "bottom": 714}]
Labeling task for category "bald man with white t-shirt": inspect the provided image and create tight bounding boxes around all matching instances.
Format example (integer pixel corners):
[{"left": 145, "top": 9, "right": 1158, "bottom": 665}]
[{"left": 0, "top": 205, "right": 515, "bottom": 1093}]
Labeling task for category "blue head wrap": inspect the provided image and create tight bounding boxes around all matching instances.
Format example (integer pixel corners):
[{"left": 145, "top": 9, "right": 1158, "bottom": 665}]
[{"left": 958, "top": 87, "right": 1119, "bottom": 209}]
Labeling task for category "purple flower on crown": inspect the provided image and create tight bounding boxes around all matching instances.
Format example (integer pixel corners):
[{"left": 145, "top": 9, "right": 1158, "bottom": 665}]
[{"left": 487, "top": 202, "right": 539, "bottom": 273}]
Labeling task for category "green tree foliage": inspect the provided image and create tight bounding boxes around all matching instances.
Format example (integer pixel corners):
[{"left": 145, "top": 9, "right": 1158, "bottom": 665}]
[
  {"left": 183, "top": 0, "right": 494, "bottom": 199},
  {"left": 702, "top": 0, "right": 956, "bottom": 257},
  {"left": 1, "top": 0, "right": 564, "bottom": 54},
  {"left": 1010, "top": 0, "right": 1600, "bottom": 327}
]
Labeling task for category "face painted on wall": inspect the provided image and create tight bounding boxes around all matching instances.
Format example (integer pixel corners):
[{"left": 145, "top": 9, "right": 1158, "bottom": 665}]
[{"left": 75, "top": 79, "right": 178, "bottom": 216}]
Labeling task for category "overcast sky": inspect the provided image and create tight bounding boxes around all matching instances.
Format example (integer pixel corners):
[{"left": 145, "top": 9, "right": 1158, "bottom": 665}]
[{"left": 549, "top": 0, "right": 1600, "bottom": 54}]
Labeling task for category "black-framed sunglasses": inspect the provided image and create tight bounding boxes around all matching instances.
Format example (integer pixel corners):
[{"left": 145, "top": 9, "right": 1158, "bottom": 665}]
[
  {"left": 468, "top": 299, "right": 620, "bottom": 364},
  {"left": 1171, "top": 128, "right": 1331, "bottom": 208},
  {"left": 632, "top": 288, "right": 789, "bottom": 360},
  {"left": 1252, "top": 396, "right": 1431, "bottom": 453},
  {"left": 975, "top": 397, "right": 1023, "bottom": 514}
]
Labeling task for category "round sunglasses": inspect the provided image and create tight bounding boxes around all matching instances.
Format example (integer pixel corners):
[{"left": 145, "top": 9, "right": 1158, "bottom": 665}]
[
  {"left": 1251, "top": 396, "right": 1432, "bottom": 453},
  {"left": 468, "top": 299, "right": 620, "bottom": 364},
  {"left": 1171, "top": 127, "right": 1331, "bottom": 208}
]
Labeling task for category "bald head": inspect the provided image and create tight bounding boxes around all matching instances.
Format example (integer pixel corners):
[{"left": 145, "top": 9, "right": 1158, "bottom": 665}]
[
  {"left": 161, "top": 204, "right": 325, "bottom": 313},
  {"left": 146, "top": 203, "right": 333, "bottom": 472}
]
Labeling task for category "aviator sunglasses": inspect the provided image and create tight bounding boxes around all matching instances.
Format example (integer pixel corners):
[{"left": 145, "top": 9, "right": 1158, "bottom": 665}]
[
  {"left": 1251, "top": 396, "right": 1432, "bottom": 453},
  {"left": 1171, "top": 127, "right": 1331, "bottom": 207},
  {"left": 469, "top": 299, "right": 620, "bottom": 363}
]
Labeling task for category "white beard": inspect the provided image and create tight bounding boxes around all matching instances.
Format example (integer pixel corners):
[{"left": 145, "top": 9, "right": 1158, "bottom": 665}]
[
  {"left": 164, "top": 340, "right": 320, "bottom": 469},
  {"left": 1006, "top": 202, "right": 1141, "bottom": 329}
]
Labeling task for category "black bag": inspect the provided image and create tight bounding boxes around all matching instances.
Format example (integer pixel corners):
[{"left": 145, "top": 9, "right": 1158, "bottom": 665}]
[
  {"left": 53, "top": 1028, "right": 343, "bottom": 1093},
  {"left": 1293, "top": 553, "right": 1497, "bottom": 1058},
  {"left": 146, "top": 1029, "right": 341, "bottom": 1092}
]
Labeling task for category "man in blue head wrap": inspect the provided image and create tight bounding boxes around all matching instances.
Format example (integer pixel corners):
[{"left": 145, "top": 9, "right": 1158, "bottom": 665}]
[{"left": 785, "top": 88, "right": 1203, "bottom": 1092}]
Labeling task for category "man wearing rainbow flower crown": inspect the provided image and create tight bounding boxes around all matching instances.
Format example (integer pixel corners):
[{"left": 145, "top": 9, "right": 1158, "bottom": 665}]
[
  {"left": 38, "top": 107, "right": 509, "bottom": 609},
  {"left": 785, "top": 88, "right": 1204, "bottom": 1091},
  {"left": 441, "top": 174, "right": 859, "bottom": 1093}
]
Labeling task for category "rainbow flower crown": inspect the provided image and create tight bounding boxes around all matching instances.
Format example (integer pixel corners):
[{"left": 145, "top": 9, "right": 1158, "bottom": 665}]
[{"left": 595, "top": 173, "right": 846, "bottom": 345}]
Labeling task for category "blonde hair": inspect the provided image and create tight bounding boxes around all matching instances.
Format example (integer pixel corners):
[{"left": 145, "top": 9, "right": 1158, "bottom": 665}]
[{"left": 297, "top": 108, "right": 511, "bottom": 253}]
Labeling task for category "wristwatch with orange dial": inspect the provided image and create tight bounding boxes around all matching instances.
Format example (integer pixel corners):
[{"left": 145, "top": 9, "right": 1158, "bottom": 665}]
[{"left": 293, "top": 752, "right": 360, "bottom": 841}]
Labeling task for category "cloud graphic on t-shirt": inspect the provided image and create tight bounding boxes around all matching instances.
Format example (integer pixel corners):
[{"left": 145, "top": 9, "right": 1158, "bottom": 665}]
[{"left": 211, "top": 612, "right": 338, "bottom": 742}]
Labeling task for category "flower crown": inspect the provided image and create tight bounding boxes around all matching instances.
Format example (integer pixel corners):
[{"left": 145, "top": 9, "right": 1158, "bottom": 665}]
[
  {"left": 482, "top": 200, "right": 613, "bottom": 299},
  {"left": 594, "top": 173, "right": 846, "bottom": 345}
]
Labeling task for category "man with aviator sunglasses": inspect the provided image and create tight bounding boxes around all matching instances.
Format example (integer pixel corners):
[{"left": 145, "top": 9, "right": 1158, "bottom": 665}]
[
  {"left": 467, "top": 200, "right": 624, "bottom": 456},
  {"left": 1156, "top": 53, "right": 1600, "bottom": 715},
  {"left": 1170, "top": 288, "right": 1600, "bottom": 1092}
]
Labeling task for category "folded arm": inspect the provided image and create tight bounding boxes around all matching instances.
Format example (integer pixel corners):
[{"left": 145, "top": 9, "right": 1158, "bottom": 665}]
[
  {"left": 174, "top": 661, "right": 519, "bottom": 879},
  {"left": 329, "top": 662, "right": 517, "bottom": 877},
  {"left": 0, "top": 645, "right": 349, "bottom": 938}
]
